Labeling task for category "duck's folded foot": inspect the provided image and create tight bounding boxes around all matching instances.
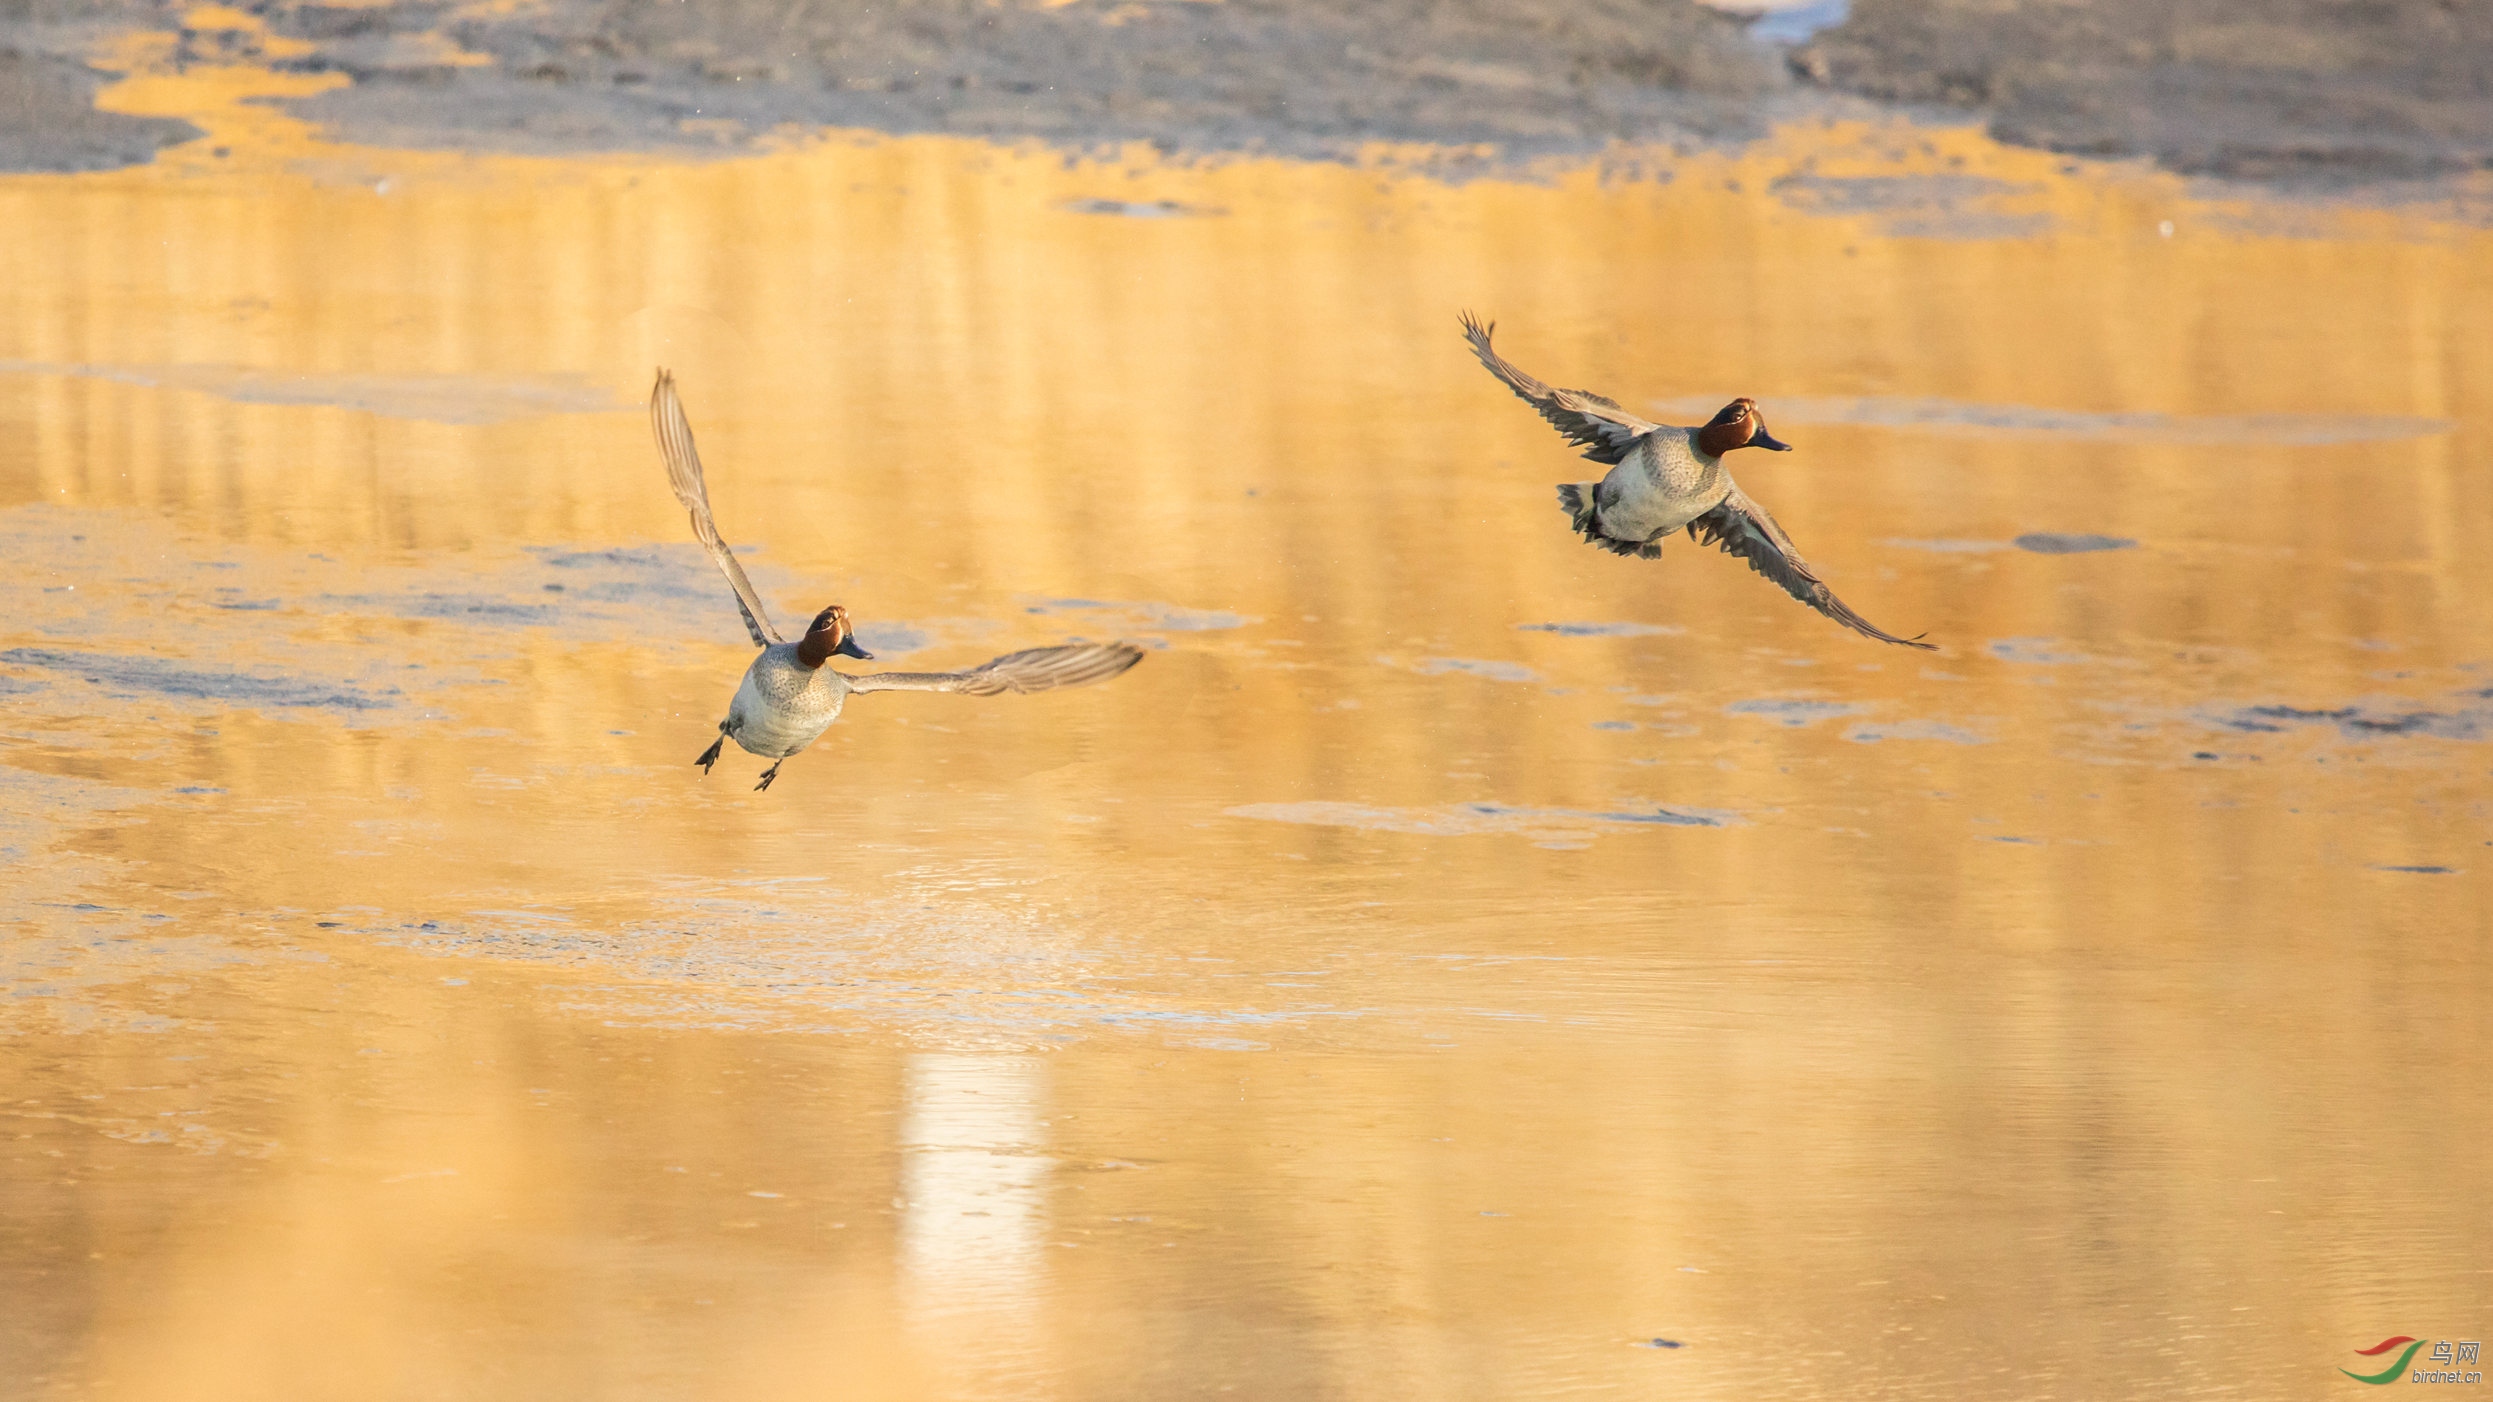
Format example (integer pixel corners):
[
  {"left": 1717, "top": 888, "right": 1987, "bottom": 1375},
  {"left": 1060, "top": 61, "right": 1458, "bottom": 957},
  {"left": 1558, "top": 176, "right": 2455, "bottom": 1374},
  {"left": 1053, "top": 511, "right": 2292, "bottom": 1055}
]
[
  {"left": 695, "top": 736, "right": 725, "bottom": 773},
  {"left": 753, "top": 760, "right": 783, "bottom": 792}
]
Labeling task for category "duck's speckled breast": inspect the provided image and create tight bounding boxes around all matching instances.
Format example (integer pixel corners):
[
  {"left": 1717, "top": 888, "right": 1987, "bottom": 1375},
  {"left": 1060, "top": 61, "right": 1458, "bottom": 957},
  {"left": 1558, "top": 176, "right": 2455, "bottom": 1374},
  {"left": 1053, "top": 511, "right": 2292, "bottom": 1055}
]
[
  {"left": 726, "top": 644, "right": 850, "bottom": 758},
  {"left": 1594, "top": 429, "right": 1729, "bottom": 541}
]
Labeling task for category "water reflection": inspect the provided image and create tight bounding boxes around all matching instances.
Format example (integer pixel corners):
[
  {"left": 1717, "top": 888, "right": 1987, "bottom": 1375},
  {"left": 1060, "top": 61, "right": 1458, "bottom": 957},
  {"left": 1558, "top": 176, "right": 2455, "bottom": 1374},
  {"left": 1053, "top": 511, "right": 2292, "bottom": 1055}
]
[
  {"left": 899, "top": 1054, "right": 1052, "bottom": 1391},
  {"left": 0, "top": 32, "right": 2487, "bottom": 1402}
]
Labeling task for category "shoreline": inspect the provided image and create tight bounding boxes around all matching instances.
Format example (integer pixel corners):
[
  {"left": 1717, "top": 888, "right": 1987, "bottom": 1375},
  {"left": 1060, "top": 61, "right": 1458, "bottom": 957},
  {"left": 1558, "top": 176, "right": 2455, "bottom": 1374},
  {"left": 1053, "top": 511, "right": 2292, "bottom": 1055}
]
[{"left": 2, "top": 0, "right": 2487, "bottom": 197}]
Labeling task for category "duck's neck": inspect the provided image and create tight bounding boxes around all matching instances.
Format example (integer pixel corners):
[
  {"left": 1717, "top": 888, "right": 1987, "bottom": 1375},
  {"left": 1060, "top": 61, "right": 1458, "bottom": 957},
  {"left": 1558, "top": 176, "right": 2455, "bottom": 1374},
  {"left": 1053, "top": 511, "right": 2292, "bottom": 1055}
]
[{"left": 1695, "top": 421, "right": 1745, "bottom": 458}]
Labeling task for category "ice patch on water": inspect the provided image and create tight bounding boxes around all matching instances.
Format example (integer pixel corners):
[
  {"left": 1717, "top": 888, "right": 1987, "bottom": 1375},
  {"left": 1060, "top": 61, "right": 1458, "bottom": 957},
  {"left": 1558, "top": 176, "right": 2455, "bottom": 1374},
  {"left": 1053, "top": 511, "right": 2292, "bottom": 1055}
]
[
  {"left": 1227, "top": 800, "right": 1738, "bottom": 841},
  {"left": 1988, "top": 638, "right": 2097, "bottom": 666},
  {"left": 0, "top": 647, "right": 399, "bottom": 713},
  {"left": 0, "top": 360, "right": 626, "bottom": 424},
  {"left": 1062, "top": 198, "right": 1223, "bottom": 219},
  {"left": 1514, "top": 621, "right": 1680, "bottom": 637},
  {"left": 1725, "top": 698, "right": 1867, "bottom": 726},
  {"left": 2203, "top": 694, "right": 2491, "bottom": 742},
  {"left": 1843, "top": 719, "right": 1989, "bottom": 745},
  {"left": 1411, "top": 658, "right": 1539, "bottom": 683},
  {"left": 1024, "top": 598, "right": 1254, "bottom": 632},
  {"left": 2014, "top": 532, "right": 2138, "bottom": 554},
  {"left": 1881, "top": 538, "right": 2016, "bottom": 554}
]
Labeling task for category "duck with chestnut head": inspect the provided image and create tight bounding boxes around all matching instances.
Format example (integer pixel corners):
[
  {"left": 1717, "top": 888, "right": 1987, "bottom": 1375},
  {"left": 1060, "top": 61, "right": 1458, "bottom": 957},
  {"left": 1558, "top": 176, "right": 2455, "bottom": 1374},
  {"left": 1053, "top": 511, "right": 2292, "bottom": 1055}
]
[
  {"left": 651, "top": 370, "right": 1146, "bottom": 791},
  {"left": 1460, "top": 313, "right": 1933, "bottom": 650}
]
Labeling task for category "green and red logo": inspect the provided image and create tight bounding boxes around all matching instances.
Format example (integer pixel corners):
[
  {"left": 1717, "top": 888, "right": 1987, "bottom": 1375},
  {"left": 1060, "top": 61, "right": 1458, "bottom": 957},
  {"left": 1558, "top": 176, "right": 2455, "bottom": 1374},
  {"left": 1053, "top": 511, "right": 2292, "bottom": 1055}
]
[{"left": 2344, "top": 1337, "right": 2424, "bottom": 1385}]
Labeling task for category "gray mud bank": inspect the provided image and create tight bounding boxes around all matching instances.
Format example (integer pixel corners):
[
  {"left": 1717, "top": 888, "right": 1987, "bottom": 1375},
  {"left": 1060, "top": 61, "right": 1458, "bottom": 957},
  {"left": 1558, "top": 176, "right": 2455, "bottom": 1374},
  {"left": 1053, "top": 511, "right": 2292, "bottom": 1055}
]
[
  {"left": 0, "top": 47, "right": 197, "bottom": 170},
  {"left": 249, "top": 0, "right": 1790, "bottom": 164},
  {"left": 1799, "top": 0, "right": 2493, "bottom": 183},
  {"left": 2, "top": 0, "right": 2489, "bottom": 184}
]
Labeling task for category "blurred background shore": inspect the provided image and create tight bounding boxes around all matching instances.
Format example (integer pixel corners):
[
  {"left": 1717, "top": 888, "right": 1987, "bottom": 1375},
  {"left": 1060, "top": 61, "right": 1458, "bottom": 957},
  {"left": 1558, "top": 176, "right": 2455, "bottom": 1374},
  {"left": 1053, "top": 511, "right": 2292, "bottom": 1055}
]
[{"left": 7, "top": 0, "right": 2491, "bottom": 189}]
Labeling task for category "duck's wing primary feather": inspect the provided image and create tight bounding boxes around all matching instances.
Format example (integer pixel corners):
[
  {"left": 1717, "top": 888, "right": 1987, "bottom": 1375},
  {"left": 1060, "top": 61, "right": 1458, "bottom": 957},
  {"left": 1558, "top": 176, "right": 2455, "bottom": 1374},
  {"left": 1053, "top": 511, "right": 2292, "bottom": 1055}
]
[
  {"left": 844, "top": 641, "right": 1147, "bottom": 696},
  {"left": 650, "top": 368, "right": 781, "bottom": 647},
  {"left": 1687, "top": 484, "right": 1937, "bottom": 650},
  {"left": 1460, "top": 312, "right": 1659, "bottom": 465}
]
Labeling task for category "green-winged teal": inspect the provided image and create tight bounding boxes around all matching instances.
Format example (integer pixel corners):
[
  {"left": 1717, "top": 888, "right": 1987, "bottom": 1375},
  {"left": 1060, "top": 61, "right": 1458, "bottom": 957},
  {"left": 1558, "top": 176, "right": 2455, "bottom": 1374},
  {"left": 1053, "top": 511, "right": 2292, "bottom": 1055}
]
[
  {"left": 1462, "top": 314, "right": 1933, "bottom": 650},
  {"left": 651, "top": 369, "right": 1146, "bottom": 790}
]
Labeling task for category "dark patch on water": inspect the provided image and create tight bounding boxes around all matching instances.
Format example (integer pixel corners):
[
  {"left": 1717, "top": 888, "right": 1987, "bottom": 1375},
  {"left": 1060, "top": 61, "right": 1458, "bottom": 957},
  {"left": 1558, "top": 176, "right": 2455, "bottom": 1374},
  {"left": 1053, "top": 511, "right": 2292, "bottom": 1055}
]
[
  {"left": 531, "top": 544, "right": 755, "bottom": 605},
  {"left": 1844, "top": 719, "right": 1987, "bottom": 745},
  {"left": 1988, "top": 638, "right": 2094, "bottom": 665},
  {"left": 0, "top": 647, "right": 398, "bottom": 712},
  {"left": 321, "top": 592, "right": 567, "bottom": 625},
  {"left": 519, "top": 543, "right": 842, "bottom": 639},
  {"left": 2210, "top": 700, "right": 2488, "bottom": 742},
  {"left": 1590, "top": 807, "right": 1727, "bottom": 827},
  {"left": 1766, "top": 172, "right": 2050, "bottom": 238},
  {"left": 2014, "top": 532, "right": 2137, "bottom": 554},
  {"left": 1027, "top": 597, "right": 1252, "bottom": 631},
  {"left": 1414, "top": 658, "right": 1539, "bottom": 683},
  {"left": 1725, "top": 698, "right": 1867, "bottom": 726},
  {"left": 2371, "top": 864, "right": 2456, "bottom": 875},
  {"left": 1515, "top": 621, "right": 1679, "bottom": 637},
  {"left": 1063, "top": 198, "right": 1223, "bottom": 219},
  {"left": 852, "top": 621, "right": 931, "bottom": 657}
]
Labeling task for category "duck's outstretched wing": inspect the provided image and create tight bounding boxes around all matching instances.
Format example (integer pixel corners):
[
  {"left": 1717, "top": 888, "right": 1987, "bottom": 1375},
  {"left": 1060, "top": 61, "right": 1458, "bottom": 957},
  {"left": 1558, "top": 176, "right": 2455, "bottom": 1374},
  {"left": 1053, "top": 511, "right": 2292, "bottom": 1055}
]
[
  {"left": 1460, "top": 312, "right": 1659, "bottom": 465},
  {"left": 1687, "top": 485, "right": 1937, "bottom": 650},
  {"left": 845, "top": 641, "right": 1146, "bottom": 696},
  {"left": 650, "top": 368, "right": 781, "bottom": 647}
]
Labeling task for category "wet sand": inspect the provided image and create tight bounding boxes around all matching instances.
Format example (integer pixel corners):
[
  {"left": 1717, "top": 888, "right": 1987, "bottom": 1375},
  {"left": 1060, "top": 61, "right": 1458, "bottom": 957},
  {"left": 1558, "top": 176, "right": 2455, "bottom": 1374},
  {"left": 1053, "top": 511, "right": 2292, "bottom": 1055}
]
[
  {"left": 7, "top": 0, "right": 2493, "bottom": 189},
  {"left": 1799, "top": 0, "right": 2493, "bottom": 183},
  {"left": 4, "top": 10, "right": 2492, "bottom": 1402}
]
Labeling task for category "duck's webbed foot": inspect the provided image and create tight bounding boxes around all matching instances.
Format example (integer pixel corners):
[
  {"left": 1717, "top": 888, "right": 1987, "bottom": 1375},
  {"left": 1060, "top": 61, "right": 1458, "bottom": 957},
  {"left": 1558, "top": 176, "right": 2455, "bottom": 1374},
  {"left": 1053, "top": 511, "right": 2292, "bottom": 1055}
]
[
  {"left": 695, "top": 734, "right": 726, "bottom": 773},
  {"left": 753, "top": 760, "right": 784, "bottom": 792}
]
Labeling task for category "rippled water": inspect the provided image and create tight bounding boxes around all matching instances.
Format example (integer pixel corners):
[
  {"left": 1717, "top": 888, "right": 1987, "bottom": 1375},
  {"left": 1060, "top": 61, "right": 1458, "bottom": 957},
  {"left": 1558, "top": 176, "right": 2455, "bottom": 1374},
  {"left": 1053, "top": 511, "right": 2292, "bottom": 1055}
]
[{"left": 3, "top": 21, "right": 2489, "bottom": 1402}]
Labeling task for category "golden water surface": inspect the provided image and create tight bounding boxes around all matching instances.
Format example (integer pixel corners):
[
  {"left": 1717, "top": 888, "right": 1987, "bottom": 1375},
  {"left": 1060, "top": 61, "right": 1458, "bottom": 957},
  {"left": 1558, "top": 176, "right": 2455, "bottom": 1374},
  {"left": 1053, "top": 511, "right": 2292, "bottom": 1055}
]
[{"left": 3, "top": 19, "right": 2489, "bottom": 1401}]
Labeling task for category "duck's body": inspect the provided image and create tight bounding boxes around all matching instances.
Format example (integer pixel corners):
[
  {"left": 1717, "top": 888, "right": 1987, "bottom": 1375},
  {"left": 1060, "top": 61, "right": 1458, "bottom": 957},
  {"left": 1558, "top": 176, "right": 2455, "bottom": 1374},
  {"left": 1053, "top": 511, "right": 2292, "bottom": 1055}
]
[
  {"left": 1460, "top": 313, "right": 1934, "bottom": 650},
  {"left": 722, "top": 643, "right": 850, "bottom": 761},
  {"left": 651, "top": 369, "right": 1146, "bottom": 791},
  {"left": 1562, "top": 425, "right": 1732, "bottom": 555}
]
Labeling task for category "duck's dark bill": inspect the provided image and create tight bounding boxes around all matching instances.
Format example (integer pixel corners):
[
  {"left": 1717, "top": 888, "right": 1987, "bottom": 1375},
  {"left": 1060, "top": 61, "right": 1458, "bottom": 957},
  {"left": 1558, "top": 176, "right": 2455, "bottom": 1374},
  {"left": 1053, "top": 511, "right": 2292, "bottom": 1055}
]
[
  {"left": 836, "top": 635, "right": 874, "bottom": 659},
  {"left": 1752, "top": 429, "right": 1794, "bottom": 452}
]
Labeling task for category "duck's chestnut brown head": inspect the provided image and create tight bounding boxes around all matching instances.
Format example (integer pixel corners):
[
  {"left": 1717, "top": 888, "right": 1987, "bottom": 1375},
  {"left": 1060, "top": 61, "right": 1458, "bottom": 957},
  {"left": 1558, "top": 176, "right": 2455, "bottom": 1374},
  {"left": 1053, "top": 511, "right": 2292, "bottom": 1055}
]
[
  {"left": 1695, "top": 397, "right": 1793, "bottom": 457},
  {"left": 796, "top": 604, "right": 873, "bottom": 668}
]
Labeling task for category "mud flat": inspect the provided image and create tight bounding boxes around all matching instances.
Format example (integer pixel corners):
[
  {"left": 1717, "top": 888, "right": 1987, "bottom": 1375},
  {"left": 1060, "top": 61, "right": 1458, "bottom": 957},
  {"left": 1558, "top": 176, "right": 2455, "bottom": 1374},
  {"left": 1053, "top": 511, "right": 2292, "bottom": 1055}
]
[
  {"left": 1797, "top": 0, "right": 2493, "bottom": 182},
  {"left": 0, "top": 47, "right": 197, "bottom": 169},
  {"left": 3, "top": 0, "right": 2489, "bottom": 185}
]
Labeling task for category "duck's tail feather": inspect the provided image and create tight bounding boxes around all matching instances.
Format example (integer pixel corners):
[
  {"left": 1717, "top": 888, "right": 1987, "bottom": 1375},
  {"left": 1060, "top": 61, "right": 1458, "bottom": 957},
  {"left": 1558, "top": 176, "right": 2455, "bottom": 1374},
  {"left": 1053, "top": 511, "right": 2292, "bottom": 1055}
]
[
  {"left": 1557, "top": 481, "right": 1596, "bottom": 534},
  {"left": 1556, "top": 482, "right": 1661, "bottom": 558}
]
